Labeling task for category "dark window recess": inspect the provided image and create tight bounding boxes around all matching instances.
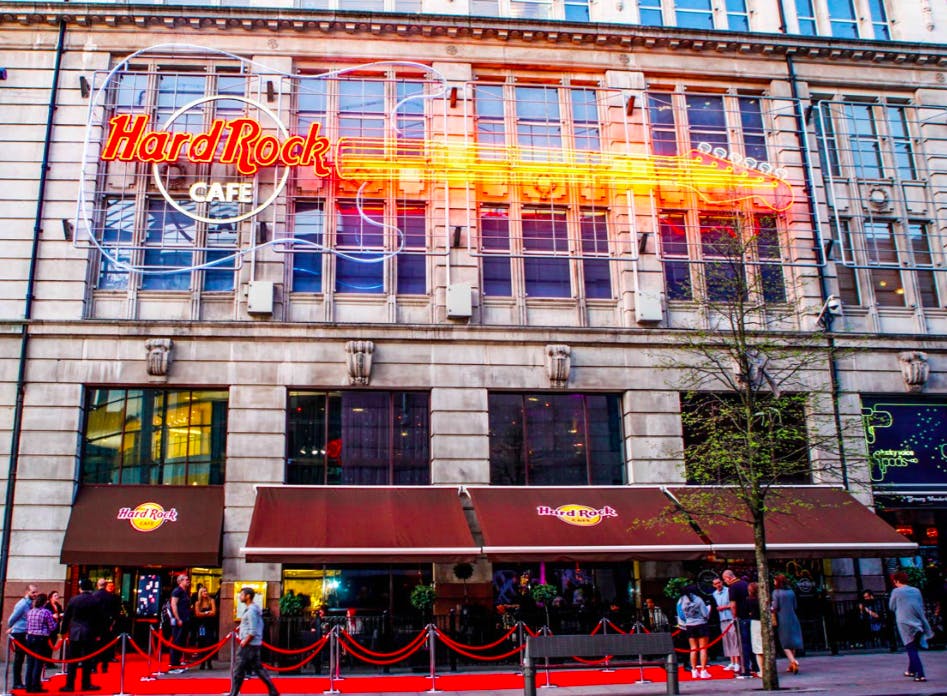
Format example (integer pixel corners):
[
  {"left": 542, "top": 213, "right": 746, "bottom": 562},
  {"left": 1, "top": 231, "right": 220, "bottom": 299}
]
[
  {"left": 286, "top": 391, "right": 430, "bottom": 485},
  {"left": 488, "top": 393, "right": 625, "bottom": 486}
]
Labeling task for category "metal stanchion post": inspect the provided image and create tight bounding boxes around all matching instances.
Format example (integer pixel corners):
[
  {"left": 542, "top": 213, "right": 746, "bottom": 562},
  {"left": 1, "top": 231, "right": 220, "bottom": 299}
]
[
  {"left": 229, "top": 632, "right": 236, "bottom": 687},
  {"left": 140, "top": 630, "right": 156, "bottom": 682},
  {"left": 112, "top": 633, "right": 128, "bottom": 696},
  {"left": 426, "top": 624, "right": 440, "bottom": 694},
  {"left": 323, "top": 627, "right": 340, "bottom": 695},
  {"left": 633, "top": 621, "right": 651, "bottom": 685},
  {"left": 152, "top": 629, "right": 163, "bottom": 677},
  {"left": 540, "top": 626, "right": 555, "bottom": 689},
  {"left": 59, "top": 636, "right": 67, "bottom": 676},
  {"left": 515, "top": 622, "right": 525, "bottom": 676},
  {"left": 1, "top": 637, "right": 13, "bottom": 696},
  {"left": 600, "top": 618, "right": 613, "bottom": 673}
]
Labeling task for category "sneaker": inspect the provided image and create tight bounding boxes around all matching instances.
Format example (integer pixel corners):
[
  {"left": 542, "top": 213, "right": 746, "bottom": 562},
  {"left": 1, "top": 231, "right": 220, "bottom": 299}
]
[
  {"left": 735, "top": 674, "right": 752, "bottom": 680},
  {"left": 691, "top": 668, "right": 699, "bottom": 679},
  {"left": 700, "top": 669, "right": 712, "bottom": 679},
  {"left": 725, "top": 664, "right": 739, "bottom": 671},
  {"left": 167, "top": 668, "right": 187, "bottom": 675}
]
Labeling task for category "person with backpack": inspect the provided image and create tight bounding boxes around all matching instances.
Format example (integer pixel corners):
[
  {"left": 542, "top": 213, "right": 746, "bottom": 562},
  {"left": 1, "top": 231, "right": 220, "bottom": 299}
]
[{"left": 676, "top": 584, "right": 712, "bottom": 680}]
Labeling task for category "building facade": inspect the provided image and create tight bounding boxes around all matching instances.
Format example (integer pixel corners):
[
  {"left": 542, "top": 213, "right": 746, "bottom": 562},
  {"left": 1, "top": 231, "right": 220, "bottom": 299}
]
[{"left": 0, "top": 0, "right": 945, "bottom": 640}]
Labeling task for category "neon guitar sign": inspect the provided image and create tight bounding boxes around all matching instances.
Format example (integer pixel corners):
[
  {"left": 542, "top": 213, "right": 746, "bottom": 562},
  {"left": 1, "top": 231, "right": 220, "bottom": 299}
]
[{"left": 99, "top": 95, "right": 794, "bottom": 225}]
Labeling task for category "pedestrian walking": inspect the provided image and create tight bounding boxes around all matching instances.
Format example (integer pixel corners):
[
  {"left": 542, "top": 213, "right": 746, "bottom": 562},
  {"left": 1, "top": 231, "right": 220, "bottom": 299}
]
[
  {"left": 772, "top": 574, "right": 803, "bottom": 673},
  {"left": 889, "top": 570, "right": 934, "bottom": 683},
  {"left": 227, "top": 586, "right": 279, "bottom": 696}
]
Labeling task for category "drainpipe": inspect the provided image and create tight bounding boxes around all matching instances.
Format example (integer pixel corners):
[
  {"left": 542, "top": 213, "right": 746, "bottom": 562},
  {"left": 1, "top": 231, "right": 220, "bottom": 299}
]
[
  {"left": 0, "top": 19, "right": 67, "bottom": 611},
  {"left": 775, "top": 0, "right": 859, "bottom": 598}
]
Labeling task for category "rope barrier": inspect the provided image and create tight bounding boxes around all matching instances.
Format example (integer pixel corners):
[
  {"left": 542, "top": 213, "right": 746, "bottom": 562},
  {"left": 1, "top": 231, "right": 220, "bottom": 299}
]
[
  {"left": 434, "top": 630, "right": 525, "bottom": 661},
  {"left": 672, "top": 619, "right": 736, "bottom": 653},
  {"left": 261, "top": 634, "right": 332, "bottom": 656},
  {"left": 437, "top": 623, "right": 519, "bottom": 651},
  {"left": 150, "top": 628, "right": 228, "bottom": 655},
  {"left": 338, "top": 628, "right": 427, "bottom": 659},
  {"left": 261, "top": 635, "right": 328, "bottom": 672},
  {"left": 10, "top": 635, "right": 121, "bottom": 665},
  {"left": 337, "top": 631, "right": 427, "bottom": 666}
]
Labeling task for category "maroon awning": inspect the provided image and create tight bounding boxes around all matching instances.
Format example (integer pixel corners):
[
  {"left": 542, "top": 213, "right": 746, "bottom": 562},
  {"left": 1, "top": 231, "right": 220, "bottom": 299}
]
[
  {"left": 667, "top": 486, "right": 917, "bottom": 558},
  {"left": 242, "top": 486, "right": 479, "bottom": 563},
  {"left": 61, "top": 485, "right": 224, "bottom": 566},
  {"left": 466, "top": 486, "right": 710, "bottom": 561}
]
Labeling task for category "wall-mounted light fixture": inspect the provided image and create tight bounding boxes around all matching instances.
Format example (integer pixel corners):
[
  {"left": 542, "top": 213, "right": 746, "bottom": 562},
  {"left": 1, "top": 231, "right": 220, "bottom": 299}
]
[
  {"left": 449, "top": 86, "right": 459, "bottom": 109},
  {"left": 257, "top": 221, "right": 269, "bottom": 244},
  {"left": 266, "top": 80, "right": 276, "bottom": 103},
  {"left": 823, "top": 238, "right": 835, "bottom": 260},
  {"left": 626, "top": 93, "right": 636, "bottom": 117},
  {"left": 79, "top": 75, "right": 91, "bottom": 98},
  {"left": 61, "top": 219, "right": 74, "bottom": 241}
]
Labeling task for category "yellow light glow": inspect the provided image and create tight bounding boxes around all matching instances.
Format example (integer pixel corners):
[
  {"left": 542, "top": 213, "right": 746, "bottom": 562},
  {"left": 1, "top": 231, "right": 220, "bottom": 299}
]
[{"left": 334, "top": 140, "right": 794, "bottom": 213}]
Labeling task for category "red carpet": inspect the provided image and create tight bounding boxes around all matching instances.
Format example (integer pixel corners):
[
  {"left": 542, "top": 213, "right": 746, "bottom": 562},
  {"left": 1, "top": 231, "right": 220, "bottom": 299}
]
[{"left": 32, "top": 656, "right": 730, "bottom": 694}]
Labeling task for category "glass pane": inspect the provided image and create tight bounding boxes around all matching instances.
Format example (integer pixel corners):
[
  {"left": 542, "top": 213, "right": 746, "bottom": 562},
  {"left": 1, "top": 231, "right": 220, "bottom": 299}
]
[
  {"left": 341, "top": 392, "right": 390, "bottom": 485},
  {"left": 391, "top": 392, "right": 430, "bottom": 485},
  {"left": 523, "top": 209, "right": 570, "bottom": 298},
  {"left": 489, "top": 394, "right": 526, "bottom": 485},
  {"left": 587, "top": 395, "right": 624, "bottom": 484},
  {"left": 524, "top": 394, "right": 588, "bottom": 486},
  {"left": 335, "top": 202, "right": 385, "bottom": 293},
  {"left": 293, "top": 202, "right": 325, "bottom": 293},
  {"left": 287, "top": 392, "right": 327, "bottom": 484}
]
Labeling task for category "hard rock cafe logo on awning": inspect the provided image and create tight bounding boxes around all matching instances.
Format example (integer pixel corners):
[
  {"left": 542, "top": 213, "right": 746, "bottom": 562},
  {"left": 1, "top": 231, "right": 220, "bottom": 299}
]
[
  {"left": 537, "top": 504, "right": 618, "bottom": 527},
  {"left": 117, "top": 502, "right": 178, "bottom": 533}
]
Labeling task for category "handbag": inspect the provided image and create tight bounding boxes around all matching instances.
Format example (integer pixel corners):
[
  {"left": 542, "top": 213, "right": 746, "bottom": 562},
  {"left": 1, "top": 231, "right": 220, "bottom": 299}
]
[{"left": 771, "top": 611, "right": 778, "bottom": 627}]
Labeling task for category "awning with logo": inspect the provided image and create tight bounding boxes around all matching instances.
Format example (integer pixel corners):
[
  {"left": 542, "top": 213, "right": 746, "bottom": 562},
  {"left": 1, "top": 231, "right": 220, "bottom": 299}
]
[
  {"left": 667, "top": 486, "right": 917, "bottom": 558},
  {"left": 241, "top": 486, "right": 480, "bottom": 563},
  {"left": 464, "top": 486, "right": 711, "bottom": 561},
  {"left": 60, "top": 485, "right": 225, "bottom": 566}
]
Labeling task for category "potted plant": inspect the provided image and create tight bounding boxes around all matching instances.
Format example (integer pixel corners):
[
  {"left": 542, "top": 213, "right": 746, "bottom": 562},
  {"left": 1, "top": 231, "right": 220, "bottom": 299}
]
[
  {"left": 277, "top": 590, "right": 305, "bottom": 669},
  {"left": 410, "top": 583, "right": 437, "bottom": 623},
  {"left": 531, "top": 583, "right": 558, "bottom": 630},
  {"left": 453, "top": 562, "right": 474, "bottom": 602},
  {"left": 663, "top": 577, "right": 690, "bottom": 600}
]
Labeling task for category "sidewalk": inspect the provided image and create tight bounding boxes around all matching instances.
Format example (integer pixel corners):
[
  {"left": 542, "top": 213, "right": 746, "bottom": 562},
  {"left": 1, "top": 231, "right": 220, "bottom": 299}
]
[{"left": 147, "top": 650, "right": 945, "bottom": 696}]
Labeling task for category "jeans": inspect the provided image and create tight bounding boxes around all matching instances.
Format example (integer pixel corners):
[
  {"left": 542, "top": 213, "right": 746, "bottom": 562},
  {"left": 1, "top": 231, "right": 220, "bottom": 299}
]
[
  {"left": 737, "top": 619, "right": 758, "bottom": 676},
  {"left": 11, "top": 631, "right": 27, "bottom": 686},
  {"left": 170, "top": 621, "right": 190, "bottom": 667},
  {"left": 905, "top": 634, "right": 925, "bottom": 678},
  {"left": 25, "top": 634, "right": 53, "bottom": 692},
  {"left": 228, "top": 644, "right": 278, "bottom": 696}
]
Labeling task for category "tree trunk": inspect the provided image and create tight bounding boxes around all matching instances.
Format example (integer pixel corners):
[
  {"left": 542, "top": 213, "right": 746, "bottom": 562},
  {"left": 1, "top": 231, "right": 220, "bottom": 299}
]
[{"left": 753, "top": 515, "right": 779, "bottom": 690}]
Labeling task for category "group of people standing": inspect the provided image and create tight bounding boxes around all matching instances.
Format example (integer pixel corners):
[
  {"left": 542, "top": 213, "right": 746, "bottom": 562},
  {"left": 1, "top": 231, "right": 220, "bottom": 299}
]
[
  {"left": 674, "top": 569, "right": 804, "bottom": 680},
  {"left": 6, "top": 578, "right": 124, "bottom": 693},
  {"left": 165, "top": 574, "right": 219, "bottom": 672}
]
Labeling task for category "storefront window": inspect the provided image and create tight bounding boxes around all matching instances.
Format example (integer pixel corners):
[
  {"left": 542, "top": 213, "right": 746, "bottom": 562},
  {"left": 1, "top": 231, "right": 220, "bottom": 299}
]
[
  {"left": 488, "top": 393, "right": 625, "bottom": 485},
  {"left": 286, "top": 391, "right": 430, "bottom": 485},
  {"left": 282, "top": 565, "right": 431, "bottom": 616},
  {"left": 81, "top": 388, "right": 228, "bottom": 485}
]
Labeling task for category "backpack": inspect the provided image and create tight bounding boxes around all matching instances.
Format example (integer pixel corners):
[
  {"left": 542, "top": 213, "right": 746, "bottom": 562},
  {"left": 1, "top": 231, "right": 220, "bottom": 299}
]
[
  {"left": 681, "top": 595, "right": 705, "bottom": 622},
  {"left": 160, "top": 600, "right": 174, "bottom": 627}
]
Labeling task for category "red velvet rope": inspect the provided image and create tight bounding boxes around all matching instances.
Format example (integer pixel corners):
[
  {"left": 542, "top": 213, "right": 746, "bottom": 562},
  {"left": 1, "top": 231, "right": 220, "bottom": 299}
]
[
  {"left": 10, "top": 635, "right": 120, "bottom": 665},
  {"left": 338, "top": 632, "right": 427, "bottom": 666},
  {"left": 672, "top": 618, "right": 735, "bottom": 653},
  {"left": 338, "top": 628, "right": 427, "bottom": 659},
  {"left": 261, "top": 637, "right": 327, "bottom": 672},
  {"left": 261, "top": 633, "right": 332, "bottom": 656},
  {"left": 434, "top": 630, "right": 525, "bottom": 661},
  {"left": 605, "top": 619, "right": 627, "bottom": 634},
  {"left": 151, "top": 628, "right": 227, "bottom": 655},
  {"left": 437, "top": 623, "right": 518, "bottom": 651}
]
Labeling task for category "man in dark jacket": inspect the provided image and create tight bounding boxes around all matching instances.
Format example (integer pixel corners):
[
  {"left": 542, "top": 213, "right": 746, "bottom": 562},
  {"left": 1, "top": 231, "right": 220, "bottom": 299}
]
[
  {"left": 60, "top": 578, "right": 102, "bottom": 692},
  {"left": 92, "top": 578, "right": 121, "bottom": 673}
]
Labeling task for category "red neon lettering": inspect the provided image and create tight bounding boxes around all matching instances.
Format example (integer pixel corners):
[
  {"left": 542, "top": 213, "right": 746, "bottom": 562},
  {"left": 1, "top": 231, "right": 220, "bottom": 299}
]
[
  {"left": 136, "top": 130, "right": 171, "bottom": 163},
  {"left": 189, "top": 120, "right": 224, "bottom": 163},
  {"left": 220, "top": 118, "right": 263, "bottom": 176},
  {"left": 299, "top": 122, "right": 331, "bottom": 176},
  {"left": 101, "top": 114, "right": 150, "bottom": 161}
]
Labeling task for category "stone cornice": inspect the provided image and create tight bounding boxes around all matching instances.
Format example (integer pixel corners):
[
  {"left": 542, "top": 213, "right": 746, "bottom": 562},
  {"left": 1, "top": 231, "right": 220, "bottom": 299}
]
[{"left": 2, "top": 3, "right": 946, "bottom": 67}]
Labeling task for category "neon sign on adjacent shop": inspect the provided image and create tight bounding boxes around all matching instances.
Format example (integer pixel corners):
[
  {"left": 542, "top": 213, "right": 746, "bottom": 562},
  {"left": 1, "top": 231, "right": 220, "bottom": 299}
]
[{"left": 99, "top": 94, "right": 795, "bottom": 225}]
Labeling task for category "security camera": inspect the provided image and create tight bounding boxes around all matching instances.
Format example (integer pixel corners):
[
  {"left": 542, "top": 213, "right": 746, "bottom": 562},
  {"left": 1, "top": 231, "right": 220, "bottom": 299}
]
[{"left": 816, "top": 294, "right": 843, "bottom": 327}]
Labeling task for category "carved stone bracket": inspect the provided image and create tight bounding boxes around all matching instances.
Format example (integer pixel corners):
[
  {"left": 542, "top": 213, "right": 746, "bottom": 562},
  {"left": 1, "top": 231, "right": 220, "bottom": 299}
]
[
  {"left": 545, "top": 344, "right": 572, "bottom": 388},
  {"left": 898, "top": 351, "right": 929, "bottom": 393},
  {"left": 346, "top": 340, "right": 375, "bottom": 385},
  {"left": 145, "top": 338, "right": 173, "bottom": 377}
]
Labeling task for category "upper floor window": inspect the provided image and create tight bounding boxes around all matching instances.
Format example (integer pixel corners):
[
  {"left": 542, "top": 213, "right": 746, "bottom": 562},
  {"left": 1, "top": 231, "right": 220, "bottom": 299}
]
[
  {"left": 793, "top": 0, "right": 891, "bottom": 39},
  {"left": 469, "top": 0, "right": 590, "bottom": 21},
  {"left": 658, "top": 212, "right": 786, "bottom": 304},
  {"left": 638, "top": 0, "right": 750, "bottom": 30},
  {"left": 286, "top": 391, "right": 429, "bottom": 485},
  {"left": 474, "top": 82, "right": 615, "bottom": 302},
  {"left": 489, "top": 393, "right": 625, "bottom": 485},
  {"left": 95, "top": 66, "right": 245, "bottom": 293},
  {"left": 82, "top": 388, "right": 228, "bottom": 485}
]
